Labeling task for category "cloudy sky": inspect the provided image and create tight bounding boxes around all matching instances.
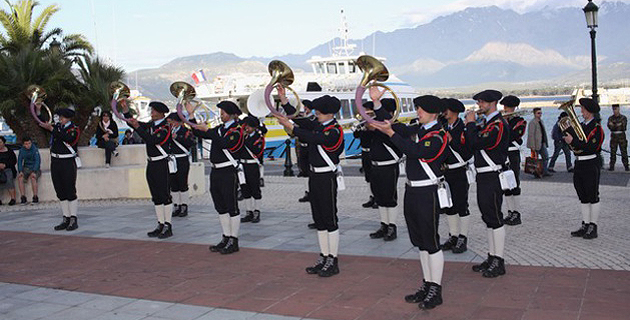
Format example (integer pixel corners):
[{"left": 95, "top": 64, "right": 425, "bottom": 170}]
[{"left": 30, "top": 0, "right": 625, "bottom": 71}]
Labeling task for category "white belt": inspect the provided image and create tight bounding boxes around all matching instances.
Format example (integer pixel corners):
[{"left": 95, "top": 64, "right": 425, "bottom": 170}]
[
  {"left": 372, "top": 159, "right": 398, "bottom": 166},
  {"left": 299, "top": 143, "right": 308, "bottom": 147},
  {"left": 508, "top": 147, "right": 519, "bottom": 151},
  {"left": 51, "top": 153, "right": 75, "bottom": 159},
  {"left": 612, "top": 131, "right": 624, "bottom": 134},
  {"left": 576, "top": 154, "right": 597, "bottom": 161},
  {"left": 311, "top": 166, "right": 335, "bottom": 173},
  {"left": 173, "top": 154, "right": 189, "bottom": 158},
  {"left": 406, "top": 178, "right": 442, "bottom": 188},
  {"left": 476, "top": 165, "right": 502, "bottom": 173},
  {"left": 508, "top": 141, "right": 520, "bottom": 152},
  {"left": 241, "top": 159, "right": 259, "bottom": 164},
  {"left": 362, "top": 148, "right": 371, "bottom": 152},
  {"left": 212, "top": 161, "right": 234, "bottom": 169},
  {"left": 446, "top": 162, "right": 467, "bottom": 170},
  {"left": 148, "top": 155, "right": 168, "bottom": 162}
]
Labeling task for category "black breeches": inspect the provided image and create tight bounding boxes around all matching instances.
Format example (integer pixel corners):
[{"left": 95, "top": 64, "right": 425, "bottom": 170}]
[
  {"left": 443, "top": 167, "right": 470, "bottom": 217},
  {"left": 146, "top": 160, "right": 171, "bottom": 205},
  {"left": 241, "top": 164, "right": 261, "bottom": 200},
  {"left": 404, "top": 185, "right": 440, "bottom": 254},
  {"left": 169, "top": 157, "right": 190, "bottom": 192},
  {"left": 504, "top": 151, "right": 521, "bottom": 196},
  {"left": 98, "top": 140, "right": 118, "bottom": 164},
  {"left": 210, "top": 167, "right": 239, "bottom": 216},
  {"left": 51, "top": 158, "right": 77, "bottom": 201},
  {"left": 573, "top": 159, "right": 600, "bottom": 204},
  {"left": 370, "top": 164, "right": 399, "bottom": 207},
  {"left": 309, "top": 172, "right": 338, "bottom": 232},
  {"left": 361, "top": 151, "right": 372, "bottom": 183},
  {"left": 476, "top": 172, "right": 504, "bottom": 229}
]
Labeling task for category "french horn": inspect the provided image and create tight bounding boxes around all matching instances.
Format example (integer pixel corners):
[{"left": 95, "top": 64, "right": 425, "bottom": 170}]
[
  {"left": 26, "top": 85, "right": 53, "bottom": 125},
  {"left": 256, "top": 60, "right": 302, "bottom": 118},
  {"left": 109, "top": 81, "right": 132, "bottom": 122},
  {"left": 354, "top": 55, "right": 401, "bottom": 124},
  {"left": 171, "top": 81, "right": 219, "bottom": 127}
]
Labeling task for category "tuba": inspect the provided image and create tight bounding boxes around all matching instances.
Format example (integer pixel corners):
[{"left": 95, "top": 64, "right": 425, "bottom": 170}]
[
  {"left": 354, "top": 55, "right": 401, "bottom": 124},
  {"left": 256, "top": 60, "right": 302, "bottom": 118},
  {"left": 109, "top": 81, "right": 132, "bottom": 122},
  {"left": 171, "top": 81, "right": 219, "bottom": 127},
  {"left": 26, "top": 85, "right": 53, "bottom": 125}
]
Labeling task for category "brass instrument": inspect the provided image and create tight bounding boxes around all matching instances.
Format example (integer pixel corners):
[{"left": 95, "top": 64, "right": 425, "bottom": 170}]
[
  {"left": 355, "top": 55, "right": 401, "bottom": 124},
  {"left": 501, "top": 109, "right": 532, "bottom": 119},
  {"left": 109, "top": 81, "right": 132, "bottom": 122},
  {"left": 170, "top": 81, "right": 219, "bottom": 127},
  {"left": 256, "top": 60, "right": 302, "bottom": 118},
  {"left": 26, "top": 85, "right": 53, "bottom": 125},
  {"left": 351, "top": 110, "right": 375, "bottom": 132},
  {"left": 558, "top": 99, "right": 587, "bottom": 142}
]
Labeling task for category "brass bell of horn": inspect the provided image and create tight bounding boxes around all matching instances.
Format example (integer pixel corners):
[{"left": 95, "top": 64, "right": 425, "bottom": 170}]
[
  {"left": 261, "top": 60, "right": 302, "bottom": 118},
  {"left": 26, "top": 85, "right": 52, "bottom": 125},
  {"left": 355, "top": 55, "right": 401, "bottom": 124}
]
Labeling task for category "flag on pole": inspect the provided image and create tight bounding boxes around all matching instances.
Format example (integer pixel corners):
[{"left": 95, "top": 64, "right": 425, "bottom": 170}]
[{"left": 191, "top": 70, "right": 206, "bottom": 84}]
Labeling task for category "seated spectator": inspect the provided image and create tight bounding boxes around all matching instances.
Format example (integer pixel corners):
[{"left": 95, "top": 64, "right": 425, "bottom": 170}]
[
  {"left": 95, "top": 111, "right": 119, "bottom": 167},
  {"left": 122, "top": 129, "right": 140, "bottom": 145},
  {"left": 17, "top": 137, "right": 41, "bottom": 204},
  {"left": 0, "top": 136, "right": 17, "bottom": 205}
]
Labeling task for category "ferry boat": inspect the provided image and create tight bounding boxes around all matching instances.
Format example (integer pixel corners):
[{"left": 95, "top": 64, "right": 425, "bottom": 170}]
[{"left": 192, "top": 11, "right": 417, "bottom": 158}]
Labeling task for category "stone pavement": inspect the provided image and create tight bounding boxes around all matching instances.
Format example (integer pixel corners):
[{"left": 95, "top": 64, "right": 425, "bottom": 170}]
[{"left": 0, "top": 169, "right": 629, "bottom": 319}]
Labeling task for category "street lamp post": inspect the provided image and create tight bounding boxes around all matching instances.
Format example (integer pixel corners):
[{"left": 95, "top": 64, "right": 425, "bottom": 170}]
[
  {"left": 50, "top": 38, "right": 61, "bottom": 56},
  {"left": 583, "top": 0, "right": 599, "bottom": 102}
]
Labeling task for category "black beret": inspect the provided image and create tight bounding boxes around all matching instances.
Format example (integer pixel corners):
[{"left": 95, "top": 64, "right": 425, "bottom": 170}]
[
  {"left": 473, "top": 89, "right": 503, "bottom": 102},
  {"left": 363, "top": 101, "right": 374, "bottom": 110},
  {"left": 242, "top": 115, "right": 260, "bottom": 128},
  {"left": 217, "top": 101, "right": 242, "bottom": 115},
  {"left": 166, "top": 113, "right": 182, "bottom": 121},
  {"left": 579, "top": 98, "right": 600, "bottom": 113},
  {"left": 500, "top": 95, "right": 520, "bottom": 108},
  {"left": 55, "top": 108, "right": 75, "bottom": 118},
  {"left": 302, "top": 100, "right": 313, "bottom": 110},
  {"left": 413, "top": 95, "right": 443, "bottom": 114},
  {"left": 381, "top": 98, "right": 396, "bottom": 113},
  {"left": 442, "top": 98, "right": 465, "bottom": 113},
  {"left": 149, "top": 101, "right": 169, "bottom": 113},
  {"left": 312, "top": 95, "right": 341, "bottom": 114}
]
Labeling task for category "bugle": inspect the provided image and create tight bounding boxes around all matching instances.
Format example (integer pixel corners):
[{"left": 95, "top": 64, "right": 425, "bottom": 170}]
[{"left": 354, "top": 55, "right": 401, "bottom": 124}]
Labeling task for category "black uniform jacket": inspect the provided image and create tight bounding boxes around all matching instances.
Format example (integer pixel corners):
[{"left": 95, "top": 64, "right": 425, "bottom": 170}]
[
  {"left": 569, "top": 119, "right": 604, "bottom": 156},
  {"left": 242, "top": 131, "right": 265, "bottom": 161},
  {"left": 508, "top": 116, "right": 527, "bottom": 148},
  {"left": 445, "top": 118, "right": 472, "bottom": 166},
  {"left": 192, "top": 120, "right": 244, "bottom": 165},
  {"left": 170, "top": 125, "right": 196, "bottom": 156},
  {"left": 131, "top": 117, "right": 172, "bottom": 158},
  {"left": 465, "top": 112, "right": 510, "bottom": 169},
  {"left": 390, "top": 121, "right": 448, "bottom": 181},
  {"left": 51, "top": 122, "right": 80, "bottom": 155}
]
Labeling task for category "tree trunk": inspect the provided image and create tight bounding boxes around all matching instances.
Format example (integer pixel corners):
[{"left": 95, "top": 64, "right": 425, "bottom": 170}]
[{"left": 2, "top": 109, "right": 50, "bottom": 148}]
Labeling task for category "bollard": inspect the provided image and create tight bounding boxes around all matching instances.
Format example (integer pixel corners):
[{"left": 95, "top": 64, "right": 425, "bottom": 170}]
[{"left": 283, "top": 138, "right": 295, "bottom": 177}]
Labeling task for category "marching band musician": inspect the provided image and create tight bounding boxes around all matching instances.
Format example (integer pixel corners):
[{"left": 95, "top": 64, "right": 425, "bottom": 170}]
[
  {"left": 371, "top": 95, "right": 448, "bottom": 310},
  {"left": 39, "top": 108, "right": 80, "bottom": 231},
  {"left": 125, "top": 101, "right": 174, "bottom": 239},
  {"left": 369, "top": 94, "right": 405, "bottom": 242},
  {"left": 239, "top": 115, "right": 265, "bottom": 224},
  {"left": 276, "top": 91, "right": 344, "bottom": 278},
  {"left": 440, "top": 98, "right": 473, "bottom": 254},
  {"left": 166, "top": 113, "right": 196, "bottom": 218},
  {"left": 464, "top": 89, "right": 510, "bottom": 278},
  {"left": 353, "top": 101, "right": 377, "bottom": 209},
  {"left": 564, "top": 98, "right": 604, "bottom": 239},
  {"left": 500, "top": 95, "right": 527, "bottom": 226},
  {"left": 187, "top": 101, "right": 244, "bottom": 254}
]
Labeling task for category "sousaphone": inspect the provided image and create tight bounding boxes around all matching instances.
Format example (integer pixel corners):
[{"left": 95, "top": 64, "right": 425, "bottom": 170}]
[
  {"left": 354, "top": 55, "right": 401, "bottom": 124},
  {"left": 26, "top": 85, "right": 53, "bottom": 125},
  {"left": 251, "top": 60, "right": 302, "bottom": 118}
]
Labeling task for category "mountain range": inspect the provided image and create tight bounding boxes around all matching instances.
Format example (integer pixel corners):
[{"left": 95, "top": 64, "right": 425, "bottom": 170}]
[{"left": 129, "top": 1, "right": 630, "bottom": 100}]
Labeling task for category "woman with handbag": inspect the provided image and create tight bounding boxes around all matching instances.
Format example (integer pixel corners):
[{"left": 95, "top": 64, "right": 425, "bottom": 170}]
[{"left": 0, "top": 136, "right": 18, "bottom": 205}]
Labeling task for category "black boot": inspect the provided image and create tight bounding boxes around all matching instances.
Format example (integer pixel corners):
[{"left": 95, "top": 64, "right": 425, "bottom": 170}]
[
  {"left": 405, "top": 280, "right": 428, "bottom": 303},
  {"left": 241, "top": 211, "right": 254, "bottom": 222},
  {"left": 306, "top": 253, "right": 326, "bottom": 274},
  {"left": 318, "top": 255, "right": 339, "bottom": 277},
  {"left": 298, "top": 191, "right": 310, "bottom": 203},
  {"left": 362, "top": 196, "right": 375, "bottom": 208},
  {"left": 307, "top": 222, "right": 317, "bottom": 229},
  {"left": 440, "top": 234, "right": 458, "bottom": 250},
  {"left": 384, "top": 224, "right": 397, "bottom": 241},
  {"left": 157, "top": 222, "right": 173, "bottom": 239},
  {"left": 571, "top": 222, "right": 588, "bottom": 237},
  {"left": 172, "top": 204, "right": 181, "bottom": 217},
  {"left": 583, "top": 223, "right": 598, "bottom": 239},
  {"left": 54, "top": 217, "right": 70, "bottom": 231},
  {"left": 419, "top": 282, "right": 443, "bottom": 309},
  {"left": 369, "top": 222, "right": 388, "bottom": 239},
  {"left": 147, "top": 223, "right": 164, "bottom": 237},
  {"left": 209, "top": 235, "right": 229, "bottom": 252},
  {"left": 482, "top": 255, "right": 506, "bottom": 278},
  {"left": 452, "top": 235, "right": 468, "bottom": 254},
  {"left": 220, "top": 237, "right": 239, "bottom": 254},
  {"left": 178, "top": 204, "right": 188, "bottom": 217},
  {"left": 251, "top": 210, "right": 261, "bottom": 223},
  {"left": 503, "top": 211, "right": 513, "bottom": 224},
  {"left": 472, "top": 254, "right": 493, "bottom": 272},
  {"left": 66, "top": 216, "right": 78, "bottom": 231}
]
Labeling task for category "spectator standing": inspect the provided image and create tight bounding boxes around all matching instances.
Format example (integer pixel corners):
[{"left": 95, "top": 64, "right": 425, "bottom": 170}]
[
  {"left": 17, "top": 137, "right": 41, "bottom": 204},
  {"left": 549, "top": 112, "right": 574, "bottom": 173},
  {"left": 527, "top": 108, "right": 552, "bottom": 177}
]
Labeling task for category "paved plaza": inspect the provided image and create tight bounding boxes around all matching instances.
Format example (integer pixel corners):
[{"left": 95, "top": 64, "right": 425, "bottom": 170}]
[{"left": 1, "top": 160, "right": 629, "bottom": 319}]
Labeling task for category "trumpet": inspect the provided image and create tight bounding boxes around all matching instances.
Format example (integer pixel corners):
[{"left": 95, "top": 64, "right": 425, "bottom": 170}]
[
  {"left": 501, "top": 109, "right": 532, "bottom": 119},
  {"left": 170, "top": 81, "right": 219, "bottom": 127},
  {"left": 109, "top": 81, "right": 133, "bottom": 123},
  {"left": 252, "top": 60, "right": 302, "bottom": 118},
  {"left": 26, "top": 85, "right": 53, "bottom": 125},
  {"left": 354, "top": 55, "right": 401, "bottom": 124}
]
